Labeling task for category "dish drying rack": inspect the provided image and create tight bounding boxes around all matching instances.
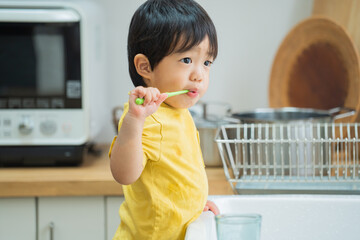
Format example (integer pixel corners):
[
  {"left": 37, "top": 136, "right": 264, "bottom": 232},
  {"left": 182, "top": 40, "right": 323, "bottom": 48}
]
[{"left": 215, "top": 123, "right": 360, "bottom": 194}]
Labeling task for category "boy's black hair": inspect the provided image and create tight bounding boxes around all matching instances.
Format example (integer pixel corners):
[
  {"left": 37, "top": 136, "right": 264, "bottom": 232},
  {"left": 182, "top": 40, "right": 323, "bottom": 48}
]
[{"left": 128, "top": 0, "right": 218, "bottom": 87}]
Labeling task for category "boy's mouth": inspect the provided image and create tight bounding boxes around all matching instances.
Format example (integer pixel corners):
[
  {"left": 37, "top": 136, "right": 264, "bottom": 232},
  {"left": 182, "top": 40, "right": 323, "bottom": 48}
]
[{"left": 187, "top": 89, "right": 199, "bottom": 98}]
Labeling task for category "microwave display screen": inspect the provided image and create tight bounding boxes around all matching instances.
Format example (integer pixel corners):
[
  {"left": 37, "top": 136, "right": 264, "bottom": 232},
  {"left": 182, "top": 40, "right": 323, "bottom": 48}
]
[{"left": 0, "top": 22, "right": 81, "bottom": 109}]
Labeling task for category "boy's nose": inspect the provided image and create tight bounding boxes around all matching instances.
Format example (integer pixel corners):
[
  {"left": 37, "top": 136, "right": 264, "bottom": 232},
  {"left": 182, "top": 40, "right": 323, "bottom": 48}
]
[{"left": 190, "top": 66, "right": 204, "bottom": 82}]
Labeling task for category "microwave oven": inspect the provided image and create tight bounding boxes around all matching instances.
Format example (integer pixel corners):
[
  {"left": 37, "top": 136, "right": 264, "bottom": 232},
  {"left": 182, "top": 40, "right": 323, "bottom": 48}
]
[{"left": 0, "top": 4, "right": 105, "bottom": 166}]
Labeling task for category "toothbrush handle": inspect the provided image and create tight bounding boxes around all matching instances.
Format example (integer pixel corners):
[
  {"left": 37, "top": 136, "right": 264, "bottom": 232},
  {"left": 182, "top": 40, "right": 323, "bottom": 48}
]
[
  {"left": 135, "top": 98, "right": 145, "bottom": 105},
  {"left": 166, "top": 90, "right": 189, "bottom": 97},
  {"left": 135, "top": 90, "right": 189, "bottom": 105}
]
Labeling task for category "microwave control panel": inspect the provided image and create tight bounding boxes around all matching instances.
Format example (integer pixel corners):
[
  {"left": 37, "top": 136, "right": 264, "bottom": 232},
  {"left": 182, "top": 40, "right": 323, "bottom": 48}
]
[{"left": 0, "top": 110, "right": 87, "bottom": 145}]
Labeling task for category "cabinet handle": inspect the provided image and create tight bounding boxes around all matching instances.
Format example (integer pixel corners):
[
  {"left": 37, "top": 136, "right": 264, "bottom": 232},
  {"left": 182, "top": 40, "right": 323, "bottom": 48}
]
[{"left": 49, "top": 222, "right": 54, "bottom": 240}]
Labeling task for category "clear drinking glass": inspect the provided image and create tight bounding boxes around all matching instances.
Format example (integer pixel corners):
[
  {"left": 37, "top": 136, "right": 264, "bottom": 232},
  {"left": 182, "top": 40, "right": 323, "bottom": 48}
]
[{"left": 215, "top": 214, "right": 262, "bottom": 240}]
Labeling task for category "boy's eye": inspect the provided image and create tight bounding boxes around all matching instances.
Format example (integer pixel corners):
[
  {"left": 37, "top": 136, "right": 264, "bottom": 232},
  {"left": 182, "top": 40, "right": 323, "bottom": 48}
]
[
  {"left": 204, "top": 60, "right": 213, "bottom": 67},
  {"left": 180, "top": 57, "right": 192, "bottom": 64}
]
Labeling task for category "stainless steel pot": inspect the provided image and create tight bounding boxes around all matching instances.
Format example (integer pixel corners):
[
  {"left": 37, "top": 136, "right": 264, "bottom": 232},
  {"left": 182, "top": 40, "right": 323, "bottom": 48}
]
[
  {"left": 193, "top": 102, "right": 238, "bottom": 167},
  {"left": 112, "top": 106, "right": 124, "bottom": 133},
  {"left": 231, "top": 107, "right": 355, "bottom": 124}
]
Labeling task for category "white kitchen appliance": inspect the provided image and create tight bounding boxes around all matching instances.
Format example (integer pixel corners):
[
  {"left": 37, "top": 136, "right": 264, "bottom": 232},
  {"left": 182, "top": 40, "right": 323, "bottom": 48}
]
[{"left": 0, "top": 1, "right": 106, "bottom": 166}]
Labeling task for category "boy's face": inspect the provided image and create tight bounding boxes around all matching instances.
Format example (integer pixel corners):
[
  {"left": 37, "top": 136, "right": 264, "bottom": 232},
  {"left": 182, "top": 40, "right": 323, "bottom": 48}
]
[{"left": 146, "top": 36, "right": 213, "bottom": 109}]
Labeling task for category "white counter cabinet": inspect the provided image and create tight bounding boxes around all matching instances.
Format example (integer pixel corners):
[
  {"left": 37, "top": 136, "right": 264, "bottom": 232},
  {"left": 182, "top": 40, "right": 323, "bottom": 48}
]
[
  {"left": 0, "top": 197, "right": 37, "bottom": 240},
  {"left": 105, "top": 196, "right": 124, "bottom": 240},
  {"left": 0, "top": 196, "right": 114, "bottom": 240},
  {"left": 38, "top": 196, "right": 105, "bottom": 240}
]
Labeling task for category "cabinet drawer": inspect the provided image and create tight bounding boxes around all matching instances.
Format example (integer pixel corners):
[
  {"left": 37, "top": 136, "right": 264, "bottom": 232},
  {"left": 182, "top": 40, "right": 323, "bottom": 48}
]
[
  {"left": 38, "top": 196, "right": 105, "bottom": 240},
  {"left": 0, "top": 197, "right": 36, "bottom": 240},
  {"left": 105, "top": 196, "right": 124, "bottom": 240}
]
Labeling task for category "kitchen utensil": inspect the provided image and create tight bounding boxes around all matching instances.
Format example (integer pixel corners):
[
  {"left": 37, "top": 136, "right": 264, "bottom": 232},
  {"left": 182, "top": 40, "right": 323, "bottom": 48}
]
[
  {"left": 135, "top": 90, "right": 189, "bottom": 105},
  {"left": 193, "top": 102, "right": 238, "bottom": 167},
  {"left": 229, "top": 107, "right": 355, "bottom": 176},
  {"left": 112, "top": 106, "right": 124, "bottom": 133},
  {"left": 313, "top": 0, "right": 360, "bottom": 54},
  {"left": 215, "top": 123, "right": 360, "bottom": 194},
  {"left": 269, "top": 17, "right": 360, "bottom": 122},
  {"left": 231, "top": 107, "right": 355, "bottom": 124}
]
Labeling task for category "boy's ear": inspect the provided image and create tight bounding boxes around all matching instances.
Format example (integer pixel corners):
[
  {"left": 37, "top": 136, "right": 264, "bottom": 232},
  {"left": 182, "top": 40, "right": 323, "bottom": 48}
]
[{"left": 134, "top": 54, "right": 152, "bottom": 82}]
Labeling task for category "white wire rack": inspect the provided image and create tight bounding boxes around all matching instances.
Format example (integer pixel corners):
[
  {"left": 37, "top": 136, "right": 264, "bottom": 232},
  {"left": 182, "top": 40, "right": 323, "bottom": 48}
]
[{"left": 215, "top": 123, "right": 360, "bottom": 194}]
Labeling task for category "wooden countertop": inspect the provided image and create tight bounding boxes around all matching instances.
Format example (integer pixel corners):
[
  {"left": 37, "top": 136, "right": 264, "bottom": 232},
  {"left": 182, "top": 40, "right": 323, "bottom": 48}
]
[{"left": 0, "top": 145, "right": 234, "bottom": 197}]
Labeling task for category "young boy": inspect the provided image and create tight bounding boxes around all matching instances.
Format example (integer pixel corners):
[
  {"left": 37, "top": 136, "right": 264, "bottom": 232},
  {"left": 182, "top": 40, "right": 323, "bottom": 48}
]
[{"left": 109, "top": 0, "right": 219, "bottom": 239}]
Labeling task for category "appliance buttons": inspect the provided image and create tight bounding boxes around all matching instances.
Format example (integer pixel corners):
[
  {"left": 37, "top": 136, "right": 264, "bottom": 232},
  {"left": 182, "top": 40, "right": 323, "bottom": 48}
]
[
  {"left": 36, "top": 99, "right": 50, "bottom": 108},
  {"left": 40, "top": 120, "right": 57, "bottom": 136},
  {"left": 8, "top": 98, "right": 21, "bottom": 108},
  {"left": 0, "top": 99, "right": 7, "bottom": 108},
  {"left": 67, "top": 80, "right": 81, "bottom": 99},
  {"left": 3, "top": 119, "right": 11, "bottom": 126},
  {"left": 51, "top": 99, "right": 64, "bottom": 108},
  {"left": 62, "top": 122, "right": 72, "bottom": 134},
  {"left": 18, "top": 117, "right": 34, "bottom": 135},
  {"left": 3, "top": 130, "right": 11, "bottom": 137},
  {"left": 23, "top": 98, "right": 36, "bottom": 108}
]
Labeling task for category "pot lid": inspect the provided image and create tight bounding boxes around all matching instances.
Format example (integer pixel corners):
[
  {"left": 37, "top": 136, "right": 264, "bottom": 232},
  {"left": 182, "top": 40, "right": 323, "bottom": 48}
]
[
  {"left": 269, "top": 17, "right": 360, "bottom": 122},
  {"left": 194, "top": 116, "right": 236, "bottom": 128},
  {"left": 232, "top": 107, "right": 331, "bottom": 122},
  {"left": 192, "top": 101, "right": 237, "bottom": 128}
]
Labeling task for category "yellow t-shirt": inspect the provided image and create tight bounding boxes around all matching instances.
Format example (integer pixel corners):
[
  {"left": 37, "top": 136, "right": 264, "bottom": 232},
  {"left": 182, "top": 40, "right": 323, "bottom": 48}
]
[{"left": 109, "top": 102, "right": 208, "bottom": 240}]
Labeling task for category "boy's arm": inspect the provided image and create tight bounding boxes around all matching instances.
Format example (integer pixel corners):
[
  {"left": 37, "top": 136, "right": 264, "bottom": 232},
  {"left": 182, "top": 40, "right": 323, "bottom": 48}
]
[
  {"left": 110, "top": 112, "right": 146, "bottom": 185},
  {"left": 110, "top": 87, "right": 167, "bottom": 185}
]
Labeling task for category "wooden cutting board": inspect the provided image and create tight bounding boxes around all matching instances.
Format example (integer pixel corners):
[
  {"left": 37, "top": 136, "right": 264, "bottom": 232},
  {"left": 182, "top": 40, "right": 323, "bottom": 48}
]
[
  {"left": 268, "top": 17, "right": 360, "bottom": 122},
  {"left": 313, "top": 0, "right": 360, "bottom": 55}
]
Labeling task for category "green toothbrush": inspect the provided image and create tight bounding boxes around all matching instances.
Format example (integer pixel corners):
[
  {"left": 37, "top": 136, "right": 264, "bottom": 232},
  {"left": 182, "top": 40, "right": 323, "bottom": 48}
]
[{"left": 135, "top": 90, "right": 189, "bottom": 105}]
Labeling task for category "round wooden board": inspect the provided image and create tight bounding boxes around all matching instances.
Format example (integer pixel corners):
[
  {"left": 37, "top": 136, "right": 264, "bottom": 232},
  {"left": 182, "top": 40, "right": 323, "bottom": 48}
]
[{"left": 269, "top": 17, "right": 360, "bottom": 122}]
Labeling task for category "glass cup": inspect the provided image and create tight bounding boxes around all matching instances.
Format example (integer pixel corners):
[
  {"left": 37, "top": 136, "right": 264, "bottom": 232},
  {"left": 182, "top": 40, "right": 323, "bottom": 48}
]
[{"left": 215, "top": 214, "right": 262, "bottom": 240}]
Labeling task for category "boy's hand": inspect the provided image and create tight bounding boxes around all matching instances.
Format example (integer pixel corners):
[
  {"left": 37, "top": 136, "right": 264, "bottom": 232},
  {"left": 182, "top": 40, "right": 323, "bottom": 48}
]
[
  {"left": 203, "top": 200, "right": 220, "bottom": 215},
  {"left": 128, "top": 86, "right": 167, "bottom": 118}
]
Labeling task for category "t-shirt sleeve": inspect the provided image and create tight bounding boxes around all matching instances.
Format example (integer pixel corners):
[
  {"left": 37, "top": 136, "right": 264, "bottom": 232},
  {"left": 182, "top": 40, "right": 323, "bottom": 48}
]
[
  {"left": 142, "top": 116, "right": 162, "bottom": 166},
  {"left": 108, "top": 103, "right": 162, "bottom": 167}
]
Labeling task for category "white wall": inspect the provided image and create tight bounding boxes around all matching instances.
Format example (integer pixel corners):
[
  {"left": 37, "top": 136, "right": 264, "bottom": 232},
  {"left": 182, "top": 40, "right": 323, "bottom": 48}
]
[
  {"left": 198, "top": 0, "right": 313, "bottom": 109},
  {"left": 101, "top": 0, "right": 313, "bottom": 143}
]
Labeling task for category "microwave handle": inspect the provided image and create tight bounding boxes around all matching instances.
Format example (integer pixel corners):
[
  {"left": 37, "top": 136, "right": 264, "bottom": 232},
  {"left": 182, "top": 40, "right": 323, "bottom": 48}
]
[{"left": 0, "top": 8, "right": 80, "bottom": 23}]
